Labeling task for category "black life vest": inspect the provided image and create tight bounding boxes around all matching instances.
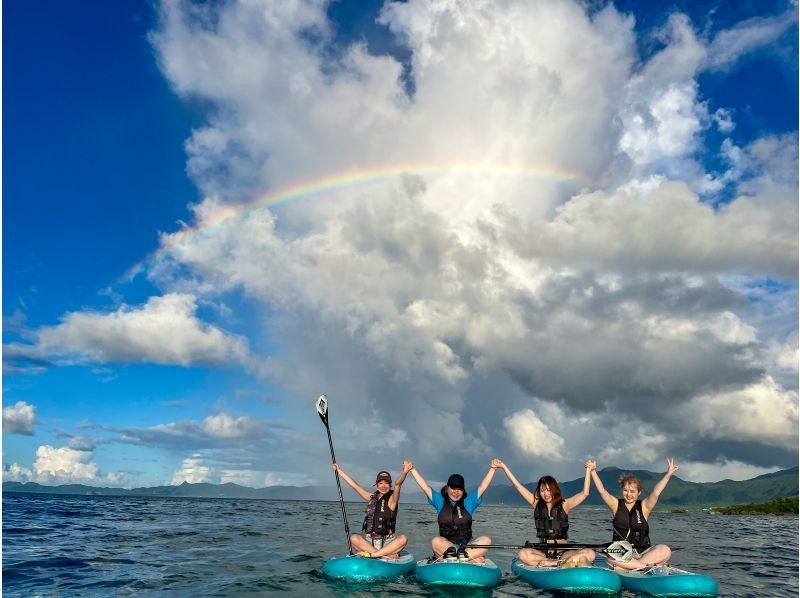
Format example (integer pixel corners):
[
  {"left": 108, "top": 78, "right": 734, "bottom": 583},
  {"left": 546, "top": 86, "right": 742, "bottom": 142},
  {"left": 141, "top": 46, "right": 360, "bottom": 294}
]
[
  {"left": 534, "top": 500, "right": 569, "bottom": 541},
  {"left": 612, "top": 498, "right": 651, "bottom": 550},
  {"left": 437, "top": 495, "right": 472, "bottom": 545},
  {"left": 362, "top": 490, "right": 396, "bottom": 536}
]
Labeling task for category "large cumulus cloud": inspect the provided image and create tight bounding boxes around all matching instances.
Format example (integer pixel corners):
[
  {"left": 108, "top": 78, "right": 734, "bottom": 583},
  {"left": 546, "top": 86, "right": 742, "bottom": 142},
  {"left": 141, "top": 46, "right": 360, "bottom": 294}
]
[{"left": 141, "top": 0, "right": 799, "bottom": 482}]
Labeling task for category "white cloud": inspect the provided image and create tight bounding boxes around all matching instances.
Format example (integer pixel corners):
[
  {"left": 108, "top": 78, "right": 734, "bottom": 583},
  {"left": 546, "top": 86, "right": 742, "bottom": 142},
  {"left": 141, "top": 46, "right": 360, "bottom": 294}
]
[
  {"left": 679, "top": 377, "right": 798, "bottom": 451},
  {"left": 33, "top": 445, "right": 99, "bottom": 481},
  {"left": 172, "top": 455, "right": 213, "bottom": 484},
  {"left": 503, "top": 409, "right": 566, "bottom": 460},
  {"left": 3, "top": 463, "right": 34, "bottom": 482},
  {"left": 218, "top": 469, "right": 315, "bottom": 487},
  {"left": 713, "top": 108, "right": 735, "bottom": 133},
  {"left": 8, "top": 294, "right": 253, "bottom": 368},
  {"left": 4, "top": 443, "right": 125, "bottom": 486},
  {"left": 201, "top": 413, "right": 262, "bottom": 438},
  {"left": 91, "top": 411, "right": 274, "bottom": 449},
  {"left": 3, "top": 401, "right": 36, "bottom": 435},
  {"left": 706, "top": 10, "right": 798, "bottom": 71}
]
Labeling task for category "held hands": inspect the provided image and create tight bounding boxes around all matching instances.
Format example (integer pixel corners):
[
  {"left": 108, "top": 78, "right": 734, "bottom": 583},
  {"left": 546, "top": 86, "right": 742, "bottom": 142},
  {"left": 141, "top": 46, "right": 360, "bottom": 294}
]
[
  {"left": 491, "top": 458, "right": 505, "bottom": 469},
  {"left": 402, "top": 460, "right": 414, "bottom": 473},
  {"left": 585, "top": 459, "right": 597, "bottom": 472},
  {"left": 666, "top": 458, "right": 679, "bottom": 475}
]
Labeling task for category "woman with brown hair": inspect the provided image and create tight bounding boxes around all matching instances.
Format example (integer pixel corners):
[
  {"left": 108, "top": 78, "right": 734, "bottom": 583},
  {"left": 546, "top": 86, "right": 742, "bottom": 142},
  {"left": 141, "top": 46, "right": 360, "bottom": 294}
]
[{"left": 494, "top": 458, "right": 596, "bottom": 567}]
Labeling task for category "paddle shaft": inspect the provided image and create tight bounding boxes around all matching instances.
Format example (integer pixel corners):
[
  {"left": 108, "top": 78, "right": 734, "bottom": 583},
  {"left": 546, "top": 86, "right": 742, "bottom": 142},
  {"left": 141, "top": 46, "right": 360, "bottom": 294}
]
[
  {"left": 467, "top": 542, "right": 613, "bottom": 551},
  {"left": 319, "top": 406, "right": 353, "bottom": 555}
]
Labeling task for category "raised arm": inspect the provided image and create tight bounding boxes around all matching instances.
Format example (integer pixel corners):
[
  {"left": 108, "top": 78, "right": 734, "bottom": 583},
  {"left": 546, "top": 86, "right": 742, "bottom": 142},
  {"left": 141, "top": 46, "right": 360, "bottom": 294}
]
[
  {"left": 493, "top": 458, "right": 536, "bottom": 506},
  {"left": 643, "top": 458, "right": 678, "bottom": 515},
  {"left": 388, "top": 460, "right": 413, "bottom": 511},
  {"left": 407, "top": 461, "right": 433, "bottom": 501},
  {"left": 563, "top": 459, "right": 594, "bottom": 512},
  {"left": 476, "top": 460, "right": 500, "bottom": 498},
  {"left": 588, "top": 459, "right": 618, "bottom": 512},
  {"left": 332, "top": 464, "right": 373, "bottom": 501}
]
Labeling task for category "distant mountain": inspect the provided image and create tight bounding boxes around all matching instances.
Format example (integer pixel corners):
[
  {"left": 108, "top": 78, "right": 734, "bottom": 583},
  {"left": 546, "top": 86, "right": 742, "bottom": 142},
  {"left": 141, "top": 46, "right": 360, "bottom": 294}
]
[
  {"left": 5, "top": 466, "right": 797, "bottom": 508},
  {"left": 1, "top": 481, "right": 337, "bottom": 501}
]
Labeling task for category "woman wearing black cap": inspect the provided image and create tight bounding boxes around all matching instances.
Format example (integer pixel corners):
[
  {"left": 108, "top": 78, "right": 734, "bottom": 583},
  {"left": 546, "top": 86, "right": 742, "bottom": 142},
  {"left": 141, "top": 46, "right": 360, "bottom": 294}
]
[
  {"left": 407, "top": 460, "right": 499, "bottom": 562},
  {"left": 332, "top": 461, "right": 413, "bottom": 558}
]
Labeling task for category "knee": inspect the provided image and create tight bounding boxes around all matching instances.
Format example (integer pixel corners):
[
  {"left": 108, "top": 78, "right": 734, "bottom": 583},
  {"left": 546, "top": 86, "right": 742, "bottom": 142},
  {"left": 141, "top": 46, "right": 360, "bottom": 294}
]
[
  {"left": 661, "top": 545, "right": 672, "bottom": 561},
  {"left": 396, "top": 534, "right": 408, "bottom": 544},
  {"left": 475, "top": 535, "right": 491, "bottom": 544},
  {"left": 349, "top": 533, "right": 361, "bottom": 543},
  {"left": 584, "top": 549, "right": 596, "bottom": 560}
]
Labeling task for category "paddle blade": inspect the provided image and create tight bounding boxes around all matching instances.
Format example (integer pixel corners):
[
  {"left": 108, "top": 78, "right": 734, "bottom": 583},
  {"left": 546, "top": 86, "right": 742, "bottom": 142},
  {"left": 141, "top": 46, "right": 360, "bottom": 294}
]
[{"left": 316, "top": 394, "right": 329, "bottom": 424}]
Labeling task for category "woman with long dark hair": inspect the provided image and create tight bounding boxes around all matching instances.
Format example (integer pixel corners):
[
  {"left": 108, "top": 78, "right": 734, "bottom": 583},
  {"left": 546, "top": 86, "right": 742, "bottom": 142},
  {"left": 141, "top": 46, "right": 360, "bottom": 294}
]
[{"left": 494, "top": 459, "right": 596, "bottom": 567}]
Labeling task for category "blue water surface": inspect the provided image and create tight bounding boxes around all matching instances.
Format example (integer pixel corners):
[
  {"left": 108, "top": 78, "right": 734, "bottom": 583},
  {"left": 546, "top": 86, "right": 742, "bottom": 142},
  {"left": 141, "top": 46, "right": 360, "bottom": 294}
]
[{"left": 3, "top": 493, "right": 798, "bottom": 596}]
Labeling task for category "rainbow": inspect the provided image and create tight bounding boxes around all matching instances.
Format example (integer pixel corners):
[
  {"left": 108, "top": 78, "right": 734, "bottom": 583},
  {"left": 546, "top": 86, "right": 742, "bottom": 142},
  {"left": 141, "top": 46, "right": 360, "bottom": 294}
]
[{"left": 120, "top": 163, "right": 584, "bottom": 282}]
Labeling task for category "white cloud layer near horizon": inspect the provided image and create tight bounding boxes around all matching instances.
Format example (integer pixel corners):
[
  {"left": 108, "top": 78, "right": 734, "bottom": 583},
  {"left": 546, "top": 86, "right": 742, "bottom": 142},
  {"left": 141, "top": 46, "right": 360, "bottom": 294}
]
[{"left": 5, "top": 0, "right": 797, "bottom": 485}]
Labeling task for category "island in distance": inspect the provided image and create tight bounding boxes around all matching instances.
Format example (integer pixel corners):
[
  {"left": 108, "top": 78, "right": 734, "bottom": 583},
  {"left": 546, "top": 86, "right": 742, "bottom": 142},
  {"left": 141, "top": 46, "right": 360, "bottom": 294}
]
[{"left": 4, "top": 466, "right": 797, "bottom": 510}]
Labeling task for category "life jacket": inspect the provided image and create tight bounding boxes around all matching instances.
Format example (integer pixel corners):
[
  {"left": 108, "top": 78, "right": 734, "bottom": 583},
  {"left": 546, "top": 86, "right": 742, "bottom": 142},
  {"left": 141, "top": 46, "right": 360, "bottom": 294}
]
[
  {"left": 437, "top": 495, "right": 473, "bottom": 545},
  {"left": 612, "top": 498, "right": 651, "bottom": 550},
  {"left": 534, "top": 500, "right": 569, "bottom": 541},
  {"left": 362, "top": 490, "right": 396, "bottom": 536}
]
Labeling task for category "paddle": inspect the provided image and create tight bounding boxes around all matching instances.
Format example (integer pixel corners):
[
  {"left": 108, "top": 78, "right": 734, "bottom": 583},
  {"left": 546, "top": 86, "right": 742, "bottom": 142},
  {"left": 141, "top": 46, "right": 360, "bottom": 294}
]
[
  {"left": 316, "top": 394, "right": 353, "bottom": 555},
  {"left": 465, "top": 541, "right": 634, "bottom": 559}
]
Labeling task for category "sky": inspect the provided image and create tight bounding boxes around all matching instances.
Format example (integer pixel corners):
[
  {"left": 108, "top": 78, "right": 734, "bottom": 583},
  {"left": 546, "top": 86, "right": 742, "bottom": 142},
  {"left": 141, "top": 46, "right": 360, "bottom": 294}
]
[{"left": 3, "top": 0, "right": 798, "bottom": 493}]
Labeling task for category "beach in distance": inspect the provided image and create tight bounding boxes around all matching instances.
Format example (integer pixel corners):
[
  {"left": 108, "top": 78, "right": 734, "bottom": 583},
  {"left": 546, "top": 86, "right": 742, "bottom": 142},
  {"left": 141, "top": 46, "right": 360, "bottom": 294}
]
[{"left": 3, "top": 493, "right": 798, "bottom": 596}]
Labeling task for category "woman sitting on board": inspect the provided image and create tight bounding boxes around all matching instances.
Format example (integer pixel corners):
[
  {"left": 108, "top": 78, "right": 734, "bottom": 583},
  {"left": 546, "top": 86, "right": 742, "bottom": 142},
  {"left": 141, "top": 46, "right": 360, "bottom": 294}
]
[
  {"left": 407, "top": 460, "right": 498, "bottom": 563},
  {"left": 588, "top": 458, "right": 677, "bottom": 570},
  {"left": 332, "top": 461, "right": 412, "bottom": 558},
  {"left": 493, "top": 458, "right": 597, "bottom": 567}
]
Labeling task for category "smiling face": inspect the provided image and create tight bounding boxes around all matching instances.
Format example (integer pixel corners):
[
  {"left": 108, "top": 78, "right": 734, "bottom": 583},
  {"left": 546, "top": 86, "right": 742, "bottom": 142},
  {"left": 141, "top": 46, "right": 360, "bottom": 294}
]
[
  {"left": 622, "top": 482, "right": 641, "bottom": 504},
  {"left": 377, "top": 479, "right": 391, "bottom": 494},
  {"left": 446, "top": 486, "right": 465, "bottom": 501},
  {"left": 538, "top": 483, "right": 553, "bottom": 502}
]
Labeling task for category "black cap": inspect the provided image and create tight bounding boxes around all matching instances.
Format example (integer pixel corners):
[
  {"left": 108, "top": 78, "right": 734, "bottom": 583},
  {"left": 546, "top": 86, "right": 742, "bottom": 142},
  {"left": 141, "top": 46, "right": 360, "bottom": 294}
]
[
  {"left": 446, "top": 474, "right": 465, "bottom": 490},
  {"left": 375, "top": 471, "right": 392, "bottom": 484}
]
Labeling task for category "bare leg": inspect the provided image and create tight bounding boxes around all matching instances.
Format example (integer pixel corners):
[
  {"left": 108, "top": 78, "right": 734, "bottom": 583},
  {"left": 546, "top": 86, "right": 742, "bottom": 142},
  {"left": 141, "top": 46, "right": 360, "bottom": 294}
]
[
  {"left": 369, "top": 534, "right": 408, "bottom": 559},
  {"left": 350, "top": 534, "right": 376, "bottom": 555},
  {"left": 610, "top": 545, "right": 671, "bottom": 571},
  {"left": 518, "top": 547, "right": 555, "bottom": 566},
  {"left": 432, "top": 536, "right": 455, "bottom": 559},
  {"left": 463, "top": 535, "right": 491, "bottom": 563}
]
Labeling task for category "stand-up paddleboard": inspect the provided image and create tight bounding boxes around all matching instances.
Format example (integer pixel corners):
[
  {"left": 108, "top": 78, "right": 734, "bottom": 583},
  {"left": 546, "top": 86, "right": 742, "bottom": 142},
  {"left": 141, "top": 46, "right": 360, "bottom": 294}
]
[
  {"left": 322, "top": 551, "right": 415, "bottom": 582},
  {"left": 614, "top": 565, "right": 718, "bottom": 597},
  {"left": 415, "top": 558, "right": 502, "bottom": 588},
  {"left": 511, "top": 558, "right": 621, "bottom": 594}
]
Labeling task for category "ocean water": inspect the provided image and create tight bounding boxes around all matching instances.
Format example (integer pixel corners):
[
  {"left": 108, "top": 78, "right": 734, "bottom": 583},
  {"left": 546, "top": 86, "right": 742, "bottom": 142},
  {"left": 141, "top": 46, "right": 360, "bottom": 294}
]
[{"left": 3, "top": 493, "right": 798, "bottom": 596}]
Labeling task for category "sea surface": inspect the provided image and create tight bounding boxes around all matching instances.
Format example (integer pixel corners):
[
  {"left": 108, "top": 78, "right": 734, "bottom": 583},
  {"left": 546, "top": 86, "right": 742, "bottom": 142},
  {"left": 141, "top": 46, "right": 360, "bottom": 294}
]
[{"left": 3, "top": 493, "right": 798, "bottom": 596}]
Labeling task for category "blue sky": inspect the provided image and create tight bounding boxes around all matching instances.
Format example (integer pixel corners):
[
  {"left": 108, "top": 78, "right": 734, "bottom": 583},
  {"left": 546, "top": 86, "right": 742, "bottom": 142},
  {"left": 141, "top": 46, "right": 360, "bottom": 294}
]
[{"left": 3, "top": 0, "right": 798, "bottom": 491}]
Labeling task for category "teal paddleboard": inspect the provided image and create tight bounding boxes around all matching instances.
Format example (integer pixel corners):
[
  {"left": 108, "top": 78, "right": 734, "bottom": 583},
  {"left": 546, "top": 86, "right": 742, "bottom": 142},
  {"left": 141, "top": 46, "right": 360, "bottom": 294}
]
[
  {"left": 512, "top": 558, "right": 621, "bottom": 594},
  {"left": 615, "top": 565, "right": 718, "bottom": 597},
  {"left": 415, "top": 558, "right": 502, "bottom": 588},
  {"left": 322, "top": 551, "right": 415, "bottom": 582}
]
